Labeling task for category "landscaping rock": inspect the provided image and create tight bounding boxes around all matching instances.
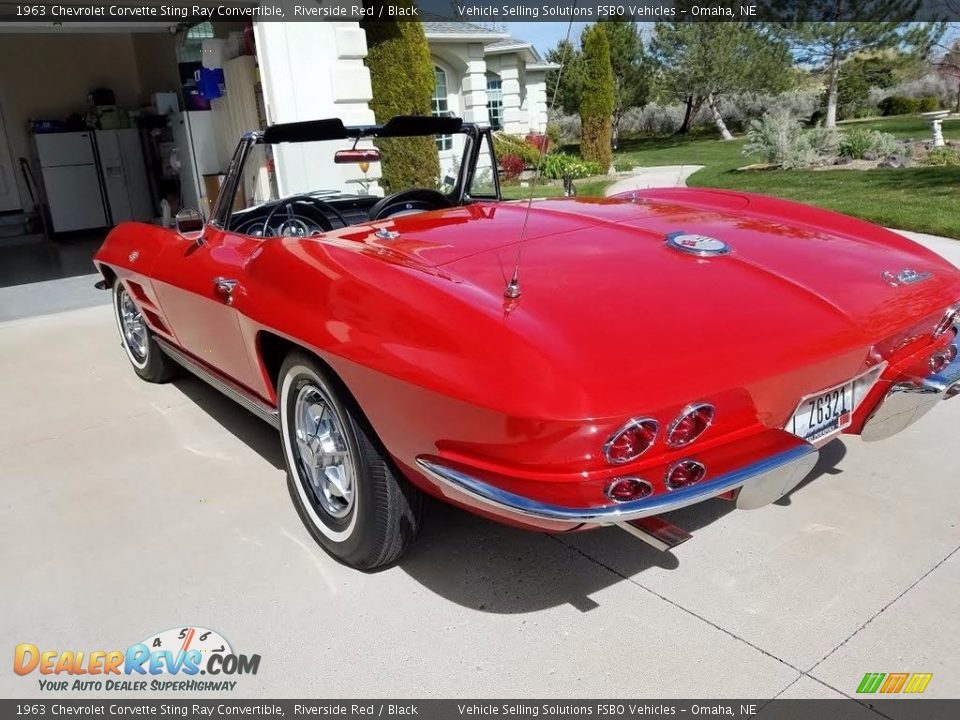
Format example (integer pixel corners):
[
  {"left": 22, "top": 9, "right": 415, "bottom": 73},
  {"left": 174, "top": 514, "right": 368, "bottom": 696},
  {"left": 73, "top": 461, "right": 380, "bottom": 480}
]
[
  {"left": 833, "top": 156, "right": 852, "bottom": 165},
  {"left": 863, "top": 151, "right": 878, "bottom": 161},
  {"left": 879, "top": 154, "right": 907, "bottom": 169}
]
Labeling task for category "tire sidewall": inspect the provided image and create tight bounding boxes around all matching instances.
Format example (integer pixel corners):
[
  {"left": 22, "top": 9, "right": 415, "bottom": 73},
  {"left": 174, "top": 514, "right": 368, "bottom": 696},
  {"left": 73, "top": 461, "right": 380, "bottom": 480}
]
[
  {"left": 279, "top": 358, "right": 370, "bottom": 560},
  {"left": 113, "top": 282, "right": 149, "bottom": 370}
]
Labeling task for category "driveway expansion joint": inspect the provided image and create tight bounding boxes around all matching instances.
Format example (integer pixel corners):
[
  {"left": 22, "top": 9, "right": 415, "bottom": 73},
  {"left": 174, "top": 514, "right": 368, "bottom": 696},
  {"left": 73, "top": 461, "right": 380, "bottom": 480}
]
[{"left": 805, "top": 541, "right": 960, "bottom": 676}]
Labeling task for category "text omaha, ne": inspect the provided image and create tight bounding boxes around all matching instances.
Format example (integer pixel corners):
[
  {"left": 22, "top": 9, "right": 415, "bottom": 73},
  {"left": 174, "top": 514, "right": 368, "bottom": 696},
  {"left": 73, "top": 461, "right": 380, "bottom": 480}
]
[{"left": 457, "top": 4, "right": 756, "bottom": 19}]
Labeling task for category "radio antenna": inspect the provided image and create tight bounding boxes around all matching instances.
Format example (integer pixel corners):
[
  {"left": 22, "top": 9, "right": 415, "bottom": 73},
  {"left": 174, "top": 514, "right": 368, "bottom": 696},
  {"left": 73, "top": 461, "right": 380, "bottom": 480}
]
[{"left": 503, "top": 9, "right": 578, "bottom": 300}]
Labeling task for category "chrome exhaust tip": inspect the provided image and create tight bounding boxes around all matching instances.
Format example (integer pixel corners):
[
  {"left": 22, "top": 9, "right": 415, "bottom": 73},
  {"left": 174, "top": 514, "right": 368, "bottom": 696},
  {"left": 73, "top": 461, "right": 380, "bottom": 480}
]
[{"left": 616, "top": 516, "right": 692, "bottom": 552}]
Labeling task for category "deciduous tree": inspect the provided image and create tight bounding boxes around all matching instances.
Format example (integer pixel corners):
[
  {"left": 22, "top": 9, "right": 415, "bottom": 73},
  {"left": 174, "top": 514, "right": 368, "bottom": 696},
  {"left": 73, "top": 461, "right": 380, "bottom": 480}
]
[{"left": 652, "top": 21, "right": 793, "bottom": 140}]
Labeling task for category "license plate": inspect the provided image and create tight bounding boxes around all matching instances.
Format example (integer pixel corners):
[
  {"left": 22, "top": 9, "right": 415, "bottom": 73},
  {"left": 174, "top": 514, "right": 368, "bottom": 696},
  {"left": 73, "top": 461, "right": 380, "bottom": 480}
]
[{"left": 787, "top": 381, "right": 855, "bottom": 443}]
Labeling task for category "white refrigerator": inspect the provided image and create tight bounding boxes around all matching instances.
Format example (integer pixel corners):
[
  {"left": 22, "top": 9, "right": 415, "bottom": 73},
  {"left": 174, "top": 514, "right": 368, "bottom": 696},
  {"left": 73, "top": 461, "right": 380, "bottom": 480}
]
[
  {"left": 35, "top": 129, "right": 153, "bottom": 234},
  {"left": 34, "top": 131, "right": 108, "bottom": 233},
  {"left": 95, "top": 129, "right": 153, "bottom": 225}
]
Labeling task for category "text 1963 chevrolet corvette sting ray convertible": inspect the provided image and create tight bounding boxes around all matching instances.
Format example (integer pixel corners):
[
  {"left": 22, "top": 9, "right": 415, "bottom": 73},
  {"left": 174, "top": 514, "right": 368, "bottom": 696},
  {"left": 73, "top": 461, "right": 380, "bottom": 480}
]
[{"left": 94, "top": 116, "right": 960, "bottom": 569}]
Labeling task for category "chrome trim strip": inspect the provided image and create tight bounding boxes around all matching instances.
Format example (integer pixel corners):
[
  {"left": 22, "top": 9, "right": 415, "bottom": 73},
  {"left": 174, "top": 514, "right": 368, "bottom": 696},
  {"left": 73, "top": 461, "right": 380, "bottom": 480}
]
[
  {"left": 156, "top": 338, "right": 280, "bottom": 429},
  {"left": 416, "top": 440, "right": 818, "bottom": 526}
]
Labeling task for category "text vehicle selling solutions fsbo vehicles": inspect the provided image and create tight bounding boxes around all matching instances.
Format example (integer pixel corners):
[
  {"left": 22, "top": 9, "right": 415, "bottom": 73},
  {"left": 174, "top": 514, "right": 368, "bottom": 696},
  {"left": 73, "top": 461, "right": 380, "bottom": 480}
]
[{"left": 94, "top": 115, "right": 960, "bottom": 568}]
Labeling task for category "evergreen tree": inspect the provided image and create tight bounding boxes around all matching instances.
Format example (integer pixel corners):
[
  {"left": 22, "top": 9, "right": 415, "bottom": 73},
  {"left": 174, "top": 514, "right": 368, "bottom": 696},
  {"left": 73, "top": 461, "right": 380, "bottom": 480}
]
[
  {"left": 362, "top": 2, "right": 440, "bottom": 190},
  {"left": 579, "top": 24, "right": 614, "bottom": 170}
]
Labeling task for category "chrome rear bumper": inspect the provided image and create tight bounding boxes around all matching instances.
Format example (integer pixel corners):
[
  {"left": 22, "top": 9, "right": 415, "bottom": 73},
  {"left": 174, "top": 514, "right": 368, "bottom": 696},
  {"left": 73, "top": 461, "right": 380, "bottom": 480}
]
[
  {"left": 416, "top": 439, "right": 820, "bottom": 530},
  {"left": 862, "top": 327, "right": 960, "bottom": 441}
]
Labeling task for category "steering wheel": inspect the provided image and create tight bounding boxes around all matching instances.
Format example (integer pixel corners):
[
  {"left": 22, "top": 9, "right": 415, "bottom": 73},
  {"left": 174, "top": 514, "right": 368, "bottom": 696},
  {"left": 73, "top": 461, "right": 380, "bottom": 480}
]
[
  {"left": 368, "top": 189, "right": 452, "bottom": 222},
  {"left": 262, "top": 195, "right": 350, "bottom": 237}
]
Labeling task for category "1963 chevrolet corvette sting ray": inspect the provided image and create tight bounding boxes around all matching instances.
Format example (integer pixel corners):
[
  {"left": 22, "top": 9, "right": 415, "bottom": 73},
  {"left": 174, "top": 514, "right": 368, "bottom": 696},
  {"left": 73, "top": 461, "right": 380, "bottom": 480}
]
[{"left": 94, "top": 116, "right": 960, "bottom": 569}]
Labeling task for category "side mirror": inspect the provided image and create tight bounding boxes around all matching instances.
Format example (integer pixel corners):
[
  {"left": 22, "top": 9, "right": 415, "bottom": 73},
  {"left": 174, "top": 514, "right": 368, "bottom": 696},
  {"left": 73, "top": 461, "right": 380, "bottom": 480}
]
[{"left": 175, "top": 208, "right": 205, "bottom": 242}]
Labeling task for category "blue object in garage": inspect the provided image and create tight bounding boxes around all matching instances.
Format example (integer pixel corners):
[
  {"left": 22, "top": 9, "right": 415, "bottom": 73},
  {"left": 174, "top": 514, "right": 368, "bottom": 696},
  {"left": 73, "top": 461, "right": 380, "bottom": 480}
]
[{"left": 198, "top": 67, "right": 225, "bottom": 100}]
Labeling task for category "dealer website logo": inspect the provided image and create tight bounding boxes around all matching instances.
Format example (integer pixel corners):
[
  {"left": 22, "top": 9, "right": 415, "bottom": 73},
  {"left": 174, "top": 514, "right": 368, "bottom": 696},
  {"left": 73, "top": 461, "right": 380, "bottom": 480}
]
[
  {"left": 856, "top": 672, "right": 933, "bottom": 694},
  {"left": 13, "top": 626, "right": 261, "bottom": 692}
]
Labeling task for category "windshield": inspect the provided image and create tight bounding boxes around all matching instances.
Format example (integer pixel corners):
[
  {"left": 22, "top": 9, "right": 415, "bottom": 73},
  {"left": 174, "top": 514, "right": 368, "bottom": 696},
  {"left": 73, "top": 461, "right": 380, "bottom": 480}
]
[{"left": 218, "top": 120, "right": 498, "bottom": 238}]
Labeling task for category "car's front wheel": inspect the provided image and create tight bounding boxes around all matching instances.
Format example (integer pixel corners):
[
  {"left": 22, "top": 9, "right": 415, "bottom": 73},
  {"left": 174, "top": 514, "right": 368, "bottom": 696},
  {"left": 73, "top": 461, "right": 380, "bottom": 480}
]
[
  {"left": 112, "top": 281, "right": 177, "bottom": 383},
  {"left": 278, "top": 352, "right": 421, "bottom": 569}
]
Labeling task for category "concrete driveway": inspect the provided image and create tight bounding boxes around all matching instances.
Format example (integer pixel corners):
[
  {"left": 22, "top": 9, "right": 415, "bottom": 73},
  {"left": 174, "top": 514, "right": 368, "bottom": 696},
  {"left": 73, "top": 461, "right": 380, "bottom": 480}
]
[{"left": 1, "top": 233, "right": 959, "bottom": 703}]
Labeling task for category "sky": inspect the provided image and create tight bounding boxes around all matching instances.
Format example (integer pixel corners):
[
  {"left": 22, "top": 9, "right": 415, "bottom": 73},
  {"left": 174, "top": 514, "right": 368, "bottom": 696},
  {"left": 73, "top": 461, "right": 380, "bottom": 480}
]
[
  {"left": 503, "top": 22, "right": 586, "bottom": 56},
  {"left": 504, "top": 21, "right": 960, "bottom": 58}
]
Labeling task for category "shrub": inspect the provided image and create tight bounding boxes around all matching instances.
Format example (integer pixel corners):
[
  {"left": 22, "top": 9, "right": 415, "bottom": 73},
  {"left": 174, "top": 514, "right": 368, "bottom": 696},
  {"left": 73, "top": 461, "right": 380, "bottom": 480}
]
[
  {"left": 499, "top": 153, "right": 526, "bottom": 181},
  {"left": 551, "top": 114, "right": 582, "bottom": 142},
  {"left": 613, "top": 158, "right": 636, "bottom": 172},
  {"left": 869, "top": 72, "right": 954, "bottom": 110},
  {"left": 839, "top": 128, "right": 899, "bottom": 159},
  {"left": 742, "top": 111, "right": 832, "bottom": 169},
  {"left": 926, "top": 147, "right": 960, "bottom": 166},
  {"left": 853, "top": 106, "right": 880, "bottom": 119},
  {"left": 362, "top": 7, "right": 439, "bottom": 191},
  {"left": 806, "top": 125, "right": 840, "bottom": 157},
  {"left": 541, "top": 152, "right": 604, "bottom": 180},
  {"left": 525, "top": 133, "right": 550, "bottom": 155},
  {"left": 878, "top": 95, "right": 919, "bottom": 116},
  {"left": 579, "top": 24, "right": 614, "bottom": 170},
  {"left": 717, "top": 89, "right": 821, "bottom": 131},
  {"left": 545, "top": 122, "right": 562, "bottom": 146},
  {"left": 493, "top": 132, "right": 540, "bottom": 166},
  {"left": 917, "top": 96, "right": 940, "bottom": 112},
  {"left": 618, "top": 103, "right": 685, "bottom": 135}
]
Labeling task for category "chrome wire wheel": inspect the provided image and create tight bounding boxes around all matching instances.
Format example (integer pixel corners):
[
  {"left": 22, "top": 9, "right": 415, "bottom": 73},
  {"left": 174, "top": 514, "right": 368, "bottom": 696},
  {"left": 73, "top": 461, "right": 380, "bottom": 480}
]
[
  {"left": 293, "top": 383, "right": 356, "bottom": 519},
  {"left": 117, "top": 286, "right": 148, "bottom": 364}
]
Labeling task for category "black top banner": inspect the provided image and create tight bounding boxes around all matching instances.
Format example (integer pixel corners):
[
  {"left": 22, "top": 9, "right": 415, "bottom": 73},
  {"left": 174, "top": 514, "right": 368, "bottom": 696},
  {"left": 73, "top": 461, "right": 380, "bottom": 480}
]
[{"left": 0, "top": 0, "right": 957, "bottom": 24}]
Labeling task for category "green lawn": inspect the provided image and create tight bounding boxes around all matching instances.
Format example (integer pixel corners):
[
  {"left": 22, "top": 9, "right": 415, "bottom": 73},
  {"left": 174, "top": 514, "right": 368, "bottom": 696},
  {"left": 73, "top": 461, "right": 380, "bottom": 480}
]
[
  {"left": 500, "top": 177, "right": 615, "bottom": 200},
  {"left": 561, "top": 115, "right": 960, "bottom": 239}
]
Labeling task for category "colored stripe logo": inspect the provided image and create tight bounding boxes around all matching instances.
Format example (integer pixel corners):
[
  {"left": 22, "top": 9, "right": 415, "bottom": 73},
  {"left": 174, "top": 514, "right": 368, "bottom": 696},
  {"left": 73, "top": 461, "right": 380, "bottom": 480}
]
[{"left": 857, "top": 672, "right": 933, "bottom": 694}]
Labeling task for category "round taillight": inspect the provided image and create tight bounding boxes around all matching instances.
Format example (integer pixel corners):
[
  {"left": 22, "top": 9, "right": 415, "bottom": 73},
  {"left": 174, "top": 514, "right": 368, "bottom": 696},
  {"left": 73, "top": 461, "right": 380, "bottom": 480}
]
[
  {"left": 666, "top": 403, "right": 714, "bottom": 448},
  {"left": 603, "top": 418, "right": 659, "bottom": 465},
  {"left": 930, "top": 348, "right": 955, "bottom": 374},
  {"left": 606, "top": 477, "right": 653, "bottom": 503},
  {"left": 666, "top": 460, "right": 706, "bottom": 490},
  {"left": 933, "top": 304, "right": 960, "bottom": 339}
]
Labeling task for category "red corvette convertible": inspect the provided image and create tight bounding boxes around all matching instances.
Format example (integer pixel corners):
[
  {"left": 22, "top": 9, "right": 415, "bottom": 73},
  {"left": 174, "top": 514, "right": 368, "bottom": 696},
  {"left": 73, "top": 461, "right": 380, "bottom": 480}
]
[{"left": 95, "top": 116, "right": 960, "bottom": 569}]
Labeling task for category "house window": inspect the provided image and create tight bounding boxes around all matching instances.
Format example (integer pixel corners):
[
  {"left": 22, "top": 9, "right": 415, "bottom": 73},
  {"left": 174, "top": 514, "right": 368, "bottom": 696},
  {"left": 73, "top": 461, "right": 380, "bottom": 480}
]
[
  {"left": 432, "top": 66, "right": 453, "bottom": 152},
  {"left": 486, "top": 75, "right": 503, "bottom": 131}
]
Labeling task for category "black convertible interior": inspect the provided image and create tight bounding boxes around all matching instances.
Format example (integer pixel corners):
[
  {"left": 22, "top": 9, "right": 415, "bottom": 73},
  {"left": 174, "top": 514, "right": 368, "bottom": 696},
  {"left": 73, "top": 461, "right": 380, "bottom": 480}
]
[
  {"left": 219, "top": 116, "right": 496, "bottom": 238},
  {"left": 228, "top": 189, "right": 455, "bottom": 238}
]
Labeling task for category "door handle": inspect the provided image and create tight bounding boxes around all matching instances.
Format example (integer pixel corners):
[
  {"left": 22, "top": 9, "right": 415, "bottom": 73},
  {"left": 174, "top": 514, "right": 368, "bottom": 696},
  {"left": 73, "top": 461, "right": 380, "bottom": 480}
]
[{"left": 213, "top": 277, "right": 239, "bottom": 304}]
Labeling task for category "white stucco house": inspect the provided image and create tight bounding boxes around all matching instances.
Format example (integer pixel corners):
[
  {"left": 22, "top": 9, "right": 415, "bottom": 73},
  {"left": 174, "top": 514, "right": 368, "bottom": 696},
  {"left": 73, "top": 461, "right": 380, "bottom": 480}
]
[{"left": 254, "top": 19, "right": 558, "bottom": 191}]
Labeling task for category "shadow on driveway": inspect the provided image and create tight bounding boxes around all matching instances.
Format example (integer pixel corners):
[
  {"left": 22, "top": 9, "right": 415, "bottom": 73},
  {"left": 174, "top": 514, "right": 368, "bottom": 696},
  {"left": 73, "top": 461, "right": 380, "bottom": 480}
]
[{"left": 167, "top": 368, "right": 847, "bottom": 613}]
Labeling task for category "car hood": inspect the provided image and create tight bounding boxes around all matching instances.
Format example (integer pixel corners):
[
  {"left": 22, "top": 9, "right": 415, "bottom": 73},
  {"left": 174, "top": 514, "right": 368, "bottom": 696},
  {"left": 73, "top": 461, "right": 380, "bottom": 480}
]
[
  {"left": 359, "top": 193, "right": 958, "bottom": 335},
  {"left": 351, "top": 192, "right": 960, "bottom": 415}
]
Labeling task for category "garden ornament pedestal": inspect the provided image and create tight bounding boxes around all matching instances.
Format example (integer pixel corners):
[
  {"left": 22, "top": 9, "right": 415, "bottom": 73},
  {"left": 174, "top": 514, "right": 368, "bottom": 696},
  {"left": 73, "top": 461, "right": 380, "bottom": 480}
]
[{"left": 922, "top": 110, "right": 950, "bottom": 147}]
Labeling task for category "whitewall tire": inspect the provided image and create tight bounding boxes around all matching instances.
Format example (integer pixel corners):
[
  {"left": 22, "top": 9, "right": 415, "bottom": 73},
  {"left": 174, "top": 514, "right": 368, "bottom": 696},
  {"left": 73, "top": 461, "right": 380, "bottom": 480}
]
[{"left": 278, "top": 352, "right": 421, "bottom": 569}]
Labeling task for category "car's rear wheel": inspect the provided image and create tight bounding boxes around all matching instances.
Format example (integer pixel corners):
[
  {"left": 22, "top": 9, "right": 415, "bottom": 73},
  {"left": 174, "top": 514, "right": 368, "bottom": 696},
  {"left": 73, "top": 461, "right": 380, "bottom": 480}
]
[
  {"left": 278, "top": 352, "right": 421, "bottom": 569},
  {"left": 112, "top": 281, "right": 177, "bottom": 383}
]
